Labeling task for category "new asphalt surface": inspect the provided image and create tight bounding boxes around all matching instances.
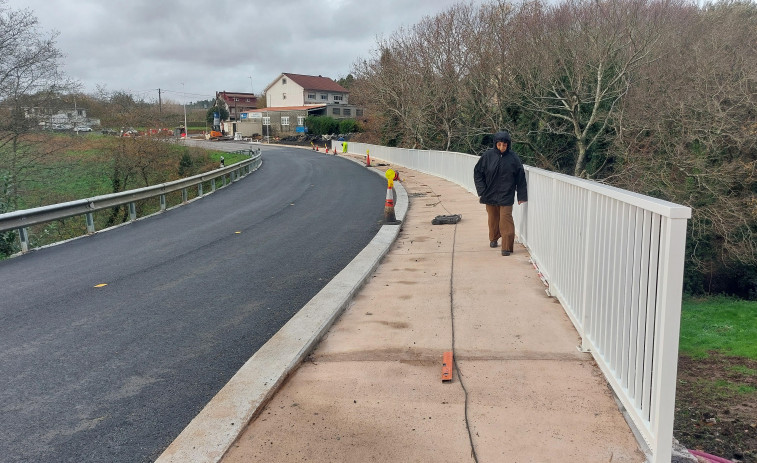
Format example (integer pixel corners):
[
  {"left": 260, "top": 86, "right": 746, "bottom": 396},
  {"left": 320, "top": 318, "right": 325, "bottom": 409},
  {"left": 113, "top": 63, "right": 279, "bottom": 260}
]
[{"left": 0, "top": 144, "right": 385, "bottom": 462}]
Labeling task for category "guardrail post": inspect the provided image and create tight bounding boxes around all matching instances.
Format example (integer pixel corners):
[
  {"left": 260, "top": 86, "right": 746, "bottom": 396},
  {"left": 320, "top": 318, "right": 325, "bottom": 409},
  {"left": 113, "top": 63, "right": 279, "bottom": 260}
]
[
  {"left": 128, "top": 202, "right": 136, "bottom": 221},
  {"left": 182, "top": 188, "right": 188, "bottom": 203},
  {"left": 86, "top": 213, "right": 95, "bottom": 234},
  {"left": 198, "top": 183, "right": 203, "bottom": 197},
  {"left": 223, "top": 175, "right": 227, "bottom": 187},
  {"left": 160, "top": 194, "right": 166, "bottom": 211},
  {"left": 18, "top": 227, "right": 29, "bottom": 253},
  {"left": 211, "top": 179, "right": 216, "bottom": 192}
]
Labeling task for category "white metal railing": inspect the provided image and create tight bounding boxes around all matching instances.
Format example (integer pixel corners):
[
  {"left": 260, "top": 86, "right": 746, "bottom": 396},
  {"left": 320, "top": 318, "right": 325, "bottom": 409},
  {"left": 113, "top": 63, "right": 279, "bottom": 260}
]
[
  {"left": 0, "top": 150, "right": 262, "bottom": 253},
  {"left": 336, "top": 140, "right": 691, "bottom": 463}
]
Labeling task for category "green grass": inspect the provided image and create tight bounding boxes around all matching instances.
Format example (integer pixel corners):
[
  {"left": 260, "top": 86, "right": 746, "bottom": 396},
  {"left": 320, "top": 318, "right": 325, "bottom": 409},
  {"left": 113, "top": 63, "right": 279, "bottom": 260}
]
[
  {"left": 695, "top": 378, "right": 757, "bottom": 397},
  {"left": 679, "top": 296, "right": 757, "bottom": 359},
  {"left": 208, "top": 151, "right": 249, "bottom": 165},
  {"left": 729, "top": 365, "right": 757, "bottom": 376}
]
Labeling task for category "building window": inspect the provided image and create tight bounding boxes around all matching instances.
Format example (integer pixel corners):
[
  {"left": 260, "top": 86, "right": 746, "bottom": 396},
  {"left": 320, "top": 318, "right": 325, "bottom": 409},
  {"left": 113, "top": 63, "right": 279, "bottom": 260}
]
[
  {"left": 246, "top": 98, "right": 250, "bottom": 102},
  {"left": 263, "top": 117, "right": 270, "bottom": 125},
  {"left": 282, "top": 78, "right": 287, "bottom": 84},
  {"left": 281, "top": 116, "right": 289, "bottom": 126},
  {"left": 320, "top": 94, "right": 328, "bottom": 100},
  {"left": 332, "top": 108, "right": 341, "bottom": 116},
  {"left": 297, "top": 116, "right": 305, "bottom": 126},
  {"left": 307, "top": 93, "right": 316, "bottom": 99},
  {"left": 356, "top": 109, "right": 363, "bottom": 117},
  {"left": 333, "top": 95, "right": 343, "bottom": 101},
  {"left": 343, "top": 108, "right": 352, "bottom": 116},
  {"left": 234, "top": 98, "right": 239, "bottom": 101},
  {"left": 282, "top": 93, "right": 286, "bottom": 99}
]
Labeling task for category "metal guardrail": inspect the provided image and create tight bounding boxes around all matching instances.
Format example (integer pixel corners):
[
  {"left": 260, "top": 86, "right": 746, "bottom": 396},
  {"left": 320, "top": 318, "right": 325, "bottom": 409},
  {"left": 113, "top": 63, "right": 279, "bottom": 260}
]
[
  {"left": 335, "top": 140, "right": 691, "bottom": 463},
  {"left": 0, "top": 150, "right": 262, "bottom": 252}
]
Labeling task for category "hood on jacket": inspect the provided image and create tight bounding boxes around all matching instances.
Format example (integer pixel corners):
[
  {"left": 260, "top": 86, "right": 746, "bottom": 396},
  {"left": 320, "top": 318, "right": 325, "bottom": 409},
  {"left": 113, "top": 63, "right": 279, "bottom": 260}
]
[{"left": 493, "top": 131, "right": 511, "bottom": 151}]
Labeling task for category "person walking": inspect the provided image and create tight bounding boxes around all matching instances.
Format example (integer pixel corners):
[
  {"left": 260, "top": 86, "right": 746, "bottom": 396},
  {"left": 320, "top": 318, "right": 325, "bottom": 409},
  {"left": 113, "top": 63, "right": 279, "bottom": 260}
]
[{"left": 473, "top": 131, "right": 528, "bottom": 256}]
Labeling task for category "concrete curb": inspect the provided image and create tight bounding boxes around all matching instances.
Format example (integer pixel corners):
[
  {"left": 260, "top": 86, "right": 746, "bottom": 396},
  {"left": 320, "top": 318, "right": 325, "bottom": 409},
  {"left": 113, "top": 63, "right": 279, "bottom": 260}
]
[{"left": 156, "top": 153, "right": 407, "bottom": 463}]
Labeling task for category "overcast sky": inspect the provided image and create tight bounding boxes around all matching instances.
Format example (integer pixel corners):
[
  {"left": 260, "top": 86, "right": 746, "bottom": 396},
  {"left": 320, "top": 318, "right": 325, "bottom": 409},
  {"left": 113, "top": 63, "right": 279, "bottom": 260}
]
[{"left": 6, "top": 0, "right": 487, "bottom": 104}]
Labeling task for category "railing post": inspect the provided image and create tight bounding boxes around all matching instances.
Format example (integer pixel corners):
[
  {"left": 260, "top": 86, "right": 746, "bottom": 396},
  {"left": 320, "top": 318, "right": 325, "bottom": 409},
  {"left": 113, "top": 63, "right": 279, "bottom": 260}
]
[
  {"left": 160, "top": 194, "right": 166, "bottom": 211},
  {"left": 578, "top": 190, "right": 595, "bottom": 352},
  {"left": 128, "top": 202, "right": 136, "bottom": 221},
  {"left": 86, "top": 213, "right": 95, "bottom": 234},
  {"left": 182, "top": 188, "right": 188, "bottom": 203},
  {"left": 198, "top": 183, "right": 203, "bottom": 197},
  {"left": 223, "top": 176, "right": 227, "bottom": 187},
  {"left": 18, "top": 227, "right": 29, "bottom": 253},
  {"left": 649, "top": 217, "right": 688, "bottom": 463},
  {"left": 211, "top": 179, "right": 216, "bottom": 192}
]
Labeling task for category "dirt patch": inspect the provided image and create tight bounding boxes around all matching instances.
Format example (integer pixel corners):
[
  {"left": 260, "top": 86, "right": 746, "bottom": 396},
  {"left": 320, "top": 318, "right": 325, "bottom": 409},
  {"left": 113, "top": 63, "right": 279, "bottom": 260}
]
[{"left": 675, "top": 354, "right": 757, "bottom": 462}]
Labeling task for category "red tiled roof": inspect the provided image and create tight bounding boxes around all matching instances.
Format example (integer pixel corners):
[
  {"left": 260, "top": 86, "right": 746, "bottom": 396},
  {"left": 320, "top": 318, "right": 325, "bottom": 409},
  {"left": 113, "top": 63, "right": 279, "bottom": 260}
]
[
  {"left": 244, "top": 105, "right": 326, "bottom": 113},
  {"left": 283, "top": 73, "right": 349, "bottom": 93},
  {"left": 217, "top": 91, "right": 258, "bottom": 104}
]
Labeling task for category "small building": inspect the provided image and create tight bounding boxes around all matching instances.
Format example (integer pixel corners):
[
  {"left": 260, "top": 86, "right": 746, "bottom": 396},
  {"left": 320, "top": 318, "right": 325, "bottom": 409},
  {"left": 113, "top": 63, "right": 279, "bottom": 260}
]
[
  {"left": 236, "top": 105, "right": 326, "bottom": 138},
  {"left": 216, "top": 91, "right": 258, "bottom": 122}
]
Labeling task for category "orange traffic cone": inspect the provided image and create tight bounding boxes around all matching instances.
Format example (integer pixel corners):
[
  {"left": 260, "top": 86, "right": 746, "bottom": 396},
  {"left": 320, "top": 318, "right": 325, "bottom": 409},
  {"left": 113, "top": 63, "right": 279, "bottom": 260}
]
[
  {"left": 366, "top": 152, "right": 371, "bottom": 167},
  {"left": 384, "top": 185, "right": 401, "bottom": 224}
]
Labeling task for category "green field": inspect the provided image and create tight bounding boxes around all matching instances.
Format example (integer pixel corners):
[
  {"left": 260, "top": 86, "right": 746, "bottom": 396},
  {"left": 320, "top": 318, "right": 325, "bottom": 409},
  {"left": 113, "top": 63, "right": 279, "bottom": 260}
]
[
  {"left": 1, "top": 136, "right": 253, "bottom": 255},
  {"left": 16, "top": 143, "right": 249, "bottom": 209},
  {"left": 675, "top": 296, "right": 757, "bottom": 460},
  {"left": 679, "top": 296, "right": 757, "bottom": 359}
]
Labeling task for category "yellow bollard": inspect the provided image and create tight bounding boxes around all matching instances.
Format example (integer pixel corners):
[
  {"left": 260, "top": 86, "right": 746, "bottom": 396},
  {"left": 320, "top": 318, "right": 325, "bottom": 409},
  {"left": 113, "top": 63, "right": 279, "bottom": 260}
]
[{"left": 383, "top": 169, "right": 400, "bottom": 224}]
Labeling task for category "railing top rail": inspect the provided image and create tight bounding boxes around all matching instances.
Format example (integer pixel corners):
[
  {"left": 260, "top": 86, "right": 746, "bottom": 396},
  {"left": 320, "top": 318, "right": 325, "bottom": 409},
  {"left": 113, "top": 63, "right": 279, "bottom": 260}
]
[
  {"left": 0, "top": 154, "right": 259, "bottom": 232},
  {"left": 525, "top": 165, "right": 691, "bottom": 219},
  {"left": 361, "top": 144, "right": 690, "bottom": 219}
]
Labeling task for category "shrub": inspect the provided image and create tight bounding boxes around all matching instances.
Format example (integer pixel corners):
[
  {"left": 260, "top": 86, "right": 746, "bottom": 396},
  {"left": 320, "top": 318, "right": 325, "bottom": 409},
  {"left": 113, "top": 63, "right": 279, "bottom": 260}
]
[{"left": 338, "top": 118, "right": 359, "bottom": 134}]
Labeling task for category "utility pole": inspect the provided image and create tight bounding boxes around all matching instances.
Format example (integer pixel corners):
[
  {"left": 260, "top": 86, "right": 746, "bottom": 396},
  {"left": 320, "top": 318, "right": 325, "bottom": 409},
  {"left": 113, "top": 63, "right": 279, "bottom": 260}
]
[
  {"left": 158, "top": 88, "right": 162, "bottom": 114},
  {"left": 181, "top": 83, "right": 187, "bottom": 140}
]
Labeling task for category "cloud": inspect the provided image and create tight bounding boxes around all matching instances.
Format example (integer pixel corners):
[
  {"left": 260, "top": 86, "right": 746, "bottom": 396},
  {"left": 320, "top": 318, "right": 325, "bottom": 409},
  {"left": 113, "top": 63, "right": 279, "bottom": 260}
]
[{"left": 5, "top": 0, "right": 486, "bottom": 101}]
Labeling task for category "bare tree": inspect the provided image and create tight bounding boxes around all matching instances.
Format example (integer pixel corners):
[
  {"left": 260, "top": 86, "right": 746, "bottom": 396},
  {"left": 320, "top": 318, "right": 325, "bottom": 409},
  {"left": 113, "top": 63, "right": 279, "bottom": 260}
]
[
  {"left": 614, "top": 0, "right": 757, "bottom": 284},
  {"left": 0, "top": 2, "right": 71, "bottom": 212},
  {"left": 503, "top": 0, "right": 669, "bottom": 177},
  {"left": 354, "top": 3, "right": 486, "bottom": 150}
]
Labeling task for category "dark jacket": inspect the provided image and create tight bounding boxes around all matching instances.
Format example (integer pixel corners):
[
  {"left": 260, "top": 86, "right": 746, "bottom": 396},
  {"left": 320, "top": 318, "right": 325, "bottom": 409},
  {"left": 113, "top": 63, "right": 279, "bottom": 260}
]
[{"left": 473, "top": 132, "right": 528, "bottom": 206}]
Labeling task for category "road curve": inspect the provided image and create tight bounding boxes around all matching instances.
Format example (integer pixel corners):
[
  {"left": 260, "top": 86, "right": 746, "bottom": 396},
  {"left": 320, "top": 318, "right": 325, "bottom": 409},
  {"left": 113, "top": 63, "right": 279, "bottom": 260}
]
[{"left": 0, "top": 145, "right": 386, "bottom": 463}]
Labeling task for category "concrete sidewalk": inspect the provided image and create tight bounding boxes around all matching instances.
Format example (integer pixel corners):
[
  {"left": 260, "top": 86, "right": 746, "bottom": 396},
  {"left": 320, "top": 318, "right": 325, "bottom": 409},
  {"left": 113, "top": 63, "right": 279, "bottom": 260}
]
[{"left": 220, "top": 157, "right": 645, "bottom": 462}]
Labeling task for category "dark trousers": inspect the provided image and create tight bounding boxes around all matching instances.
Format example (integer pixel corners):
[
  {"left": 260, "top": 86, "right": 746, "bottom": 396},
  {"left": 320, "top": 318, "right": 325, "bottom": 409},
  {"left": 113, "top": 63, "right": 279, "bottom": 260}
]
[{"left": 486, "top": 204, "right": 515, "bottom": 252}]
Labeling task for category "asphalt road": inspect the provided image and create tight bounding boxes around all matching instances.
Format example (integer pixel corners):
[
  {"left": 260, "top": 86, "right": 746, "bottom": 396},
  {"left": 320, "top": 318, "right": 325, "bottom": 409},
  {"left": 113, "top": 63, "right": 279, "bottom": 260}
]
[{"left": 0, "top": 145, "right": 386, "bottom": 463}]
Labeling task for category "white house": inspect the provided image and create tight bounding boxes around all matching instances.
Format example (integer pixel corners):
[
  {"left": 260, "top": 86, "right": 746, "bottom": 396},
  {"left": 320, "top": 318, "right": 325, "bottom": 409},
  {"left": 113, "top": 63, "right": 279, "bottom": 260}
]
[
  {"left": 264, "top": 73, "right": 350, "bottom": 108},
  {"left": 24, "top": 107, "right": 100, "bottom": 129}
]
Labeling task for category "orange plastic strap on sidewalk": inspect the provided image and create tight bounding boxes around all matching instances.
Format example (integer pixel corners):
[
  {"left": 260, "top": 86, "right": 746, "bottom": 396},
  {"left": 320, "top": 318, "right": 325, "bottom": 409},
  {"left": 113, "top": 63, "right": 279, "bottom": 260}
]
[{"left": 441, "top": 351, "right": 453, "bottom": 382}]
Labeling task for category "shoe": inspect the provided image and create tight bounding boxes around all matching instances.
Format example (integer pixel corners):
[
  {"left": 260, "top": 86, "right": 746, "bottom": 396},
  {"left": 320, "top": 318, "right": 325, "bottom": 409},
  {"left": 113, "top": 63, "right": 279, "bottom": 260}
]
[
  {"left": 501, "top": 250, "right": 511, "bottom": 256},
  {"left": 490, "top": 241, "right": 498, "bottom": 248}
]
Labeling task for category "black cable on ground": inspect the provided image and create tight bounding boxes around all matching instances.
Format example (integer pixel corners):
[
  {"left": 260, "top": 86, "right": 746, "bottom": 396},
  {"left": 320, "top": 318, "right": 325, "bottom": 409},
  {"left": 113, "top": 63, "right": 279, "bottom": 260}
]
[
  {"left": 449, "top": 223, "right": 479, "bottom": 463},
  {"left": 422, "top": 183, "right": 478, "bottom": 461}
]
